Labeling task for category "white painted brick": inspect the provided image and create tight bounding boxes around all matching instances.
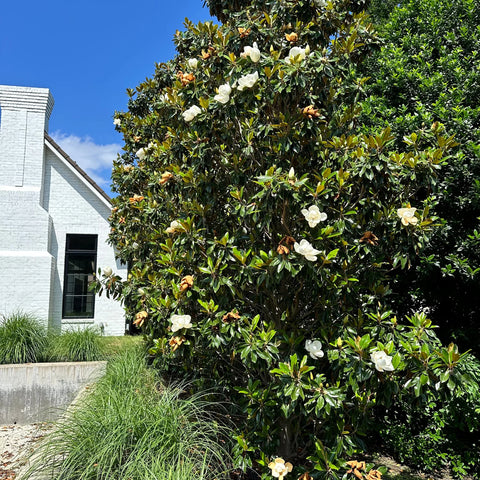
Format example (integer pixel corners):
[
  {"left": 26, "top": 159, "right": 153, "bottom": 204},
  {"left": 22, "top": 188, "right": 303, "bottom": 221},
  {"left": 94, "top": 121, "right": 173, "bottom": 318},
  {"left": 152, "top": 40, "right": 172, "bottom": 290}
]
[{"left": 0, "top": 85, "right": 126, "bottom": 336}]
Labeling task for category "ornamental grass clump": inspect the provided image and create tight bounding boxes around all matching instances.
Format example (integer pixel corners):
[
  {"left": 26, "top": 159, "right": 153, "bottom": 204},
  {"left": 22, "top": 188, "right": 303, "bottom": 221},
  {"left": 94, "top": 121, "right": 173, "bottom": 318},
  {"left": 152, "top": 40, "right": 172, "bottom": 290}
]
[
  {"left": 98, "top": 0, "right": 472, "bottom": 477},
  {"left": 22, "top": 346, "right": 232, "bottom": 480},
  {"left": 0, "top": 312, "right": 48, "bottom": 364},
  {"left": 47, "top": 326, "right": 103, "bottom": 362}
]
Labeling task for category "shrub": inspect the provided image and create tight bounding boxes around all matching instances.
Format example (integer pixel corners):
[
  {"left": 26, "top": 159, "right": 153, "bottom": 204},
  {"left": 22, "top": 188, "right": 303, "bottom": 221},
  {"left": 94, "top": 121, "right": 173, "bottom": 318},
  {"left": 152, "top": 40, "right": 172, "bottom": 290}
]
[
  {"left": 361, "top": 0, "right": 480, "bottom": 352},
  {"left": 48, "top": 327, "right": 104, "bottom": 362},
  {"left": 375, "top": 354, "right": 480, "bottom": 478},
  {"left": 96, "top": 0, "right": 470, "bottom": 476},
  {"left": 21, "top": 346, "right": 232, "bottom": 480},
  {"left": 0, "top": 312, "right": 48, "bottom": 364}
]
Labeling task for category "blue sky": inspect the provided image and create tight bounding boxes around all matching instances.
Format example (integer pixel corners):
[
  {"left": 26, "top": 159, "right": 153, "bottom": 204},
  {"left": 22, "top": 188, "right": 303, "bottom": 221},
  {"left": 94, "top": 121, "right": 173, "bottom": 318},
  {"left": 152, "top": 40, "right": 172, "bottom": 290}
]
[{"left": 1, "top": 0, "right": 213, "bottom": 194}]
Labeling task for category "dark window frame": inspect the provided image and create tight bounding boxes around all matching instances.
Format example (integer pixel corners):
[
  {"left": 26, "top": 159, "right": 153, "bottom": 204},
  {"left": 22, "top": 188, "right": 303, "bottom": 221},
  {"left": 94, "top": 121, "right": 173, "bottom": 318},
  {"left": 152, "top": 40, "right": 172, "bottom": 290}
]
[{"left": 62, "top": 234, "right": 98, "bottom": 319}]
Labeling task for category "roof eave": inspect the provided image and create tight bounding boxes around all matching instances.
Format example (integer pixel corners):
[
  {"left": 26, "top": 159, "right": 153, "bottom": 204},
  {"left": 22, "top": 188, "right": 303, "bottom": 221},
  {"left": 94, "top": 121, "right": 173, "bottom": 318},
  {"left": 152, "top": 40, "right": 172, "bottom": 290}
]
[{"left": 44, "top": 133, "right": 112, "bottom": 207}]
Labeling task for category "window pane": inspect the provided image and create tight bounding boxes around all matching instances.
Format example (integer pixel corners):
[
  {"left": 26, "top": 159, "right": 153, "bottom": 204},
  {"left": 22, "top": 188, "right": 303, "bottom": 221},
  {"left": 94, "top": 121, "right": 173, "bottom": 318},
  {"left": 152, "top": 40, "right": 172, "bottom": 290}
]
[
  {"left": 67, "top": 235, "right": 97, "bottom": 251},
  {"left": 67, "top": 254, "right": 95, "bottom": 274},
  {"left": 63, "top": 234, "right": 97, "bottom": 319}
]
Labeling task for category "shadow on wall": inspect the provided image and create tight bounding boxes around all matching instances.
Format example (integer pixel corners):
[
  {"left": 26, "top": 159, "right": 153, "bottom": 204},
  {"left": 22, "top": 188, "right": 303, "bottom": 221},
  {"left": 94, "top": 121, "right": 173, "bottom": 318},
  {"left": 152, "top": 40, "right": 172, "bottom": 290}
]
[{"left": 0, "top": 361, "right": 106, "bottom": 424}]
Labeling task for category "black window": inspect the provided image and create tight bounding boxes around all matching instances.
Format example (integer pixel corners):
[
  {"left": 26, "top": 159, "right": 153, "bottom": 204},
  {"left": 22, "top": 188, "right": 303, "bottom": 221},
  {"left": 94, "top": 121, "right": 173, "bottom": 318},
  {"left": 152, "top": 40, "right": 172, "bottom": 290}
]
[{"left": 62, "top": 234, "right": 97, "bottom": 318}]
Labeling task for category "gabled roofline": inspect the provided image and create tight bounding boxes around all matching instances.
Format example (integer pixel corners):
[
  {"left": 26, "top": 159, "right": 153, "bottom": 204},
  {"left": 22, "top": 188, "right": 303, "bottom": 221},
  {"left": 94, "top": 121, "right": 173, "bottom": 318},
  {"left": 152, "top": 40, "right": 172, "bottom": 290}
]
[{"left": 44, "top": 133, "right": 112, "bottom": 208}]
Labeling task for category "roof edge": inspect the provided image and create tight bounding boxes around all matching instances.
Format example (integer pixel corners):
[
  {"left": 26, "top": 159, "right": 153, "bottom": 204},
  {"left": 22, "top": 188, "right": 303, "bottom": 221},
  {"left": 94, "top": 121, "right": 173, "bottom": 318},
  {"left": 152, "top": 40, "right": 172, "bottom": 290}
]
[{"left": 44, "top": 133, "right": 112, "bottom": 206}]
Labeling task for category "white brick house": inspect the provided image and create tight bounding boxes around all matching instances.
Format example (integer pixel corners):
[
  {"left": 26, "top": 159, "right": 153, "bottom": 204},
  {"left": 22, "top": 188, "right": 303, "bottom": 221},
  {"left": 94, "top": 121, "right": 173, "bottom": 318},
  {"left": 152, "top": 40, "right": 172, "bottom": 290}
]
[{"left": 0, "top": 85, "right": 127, "bottom": 336}]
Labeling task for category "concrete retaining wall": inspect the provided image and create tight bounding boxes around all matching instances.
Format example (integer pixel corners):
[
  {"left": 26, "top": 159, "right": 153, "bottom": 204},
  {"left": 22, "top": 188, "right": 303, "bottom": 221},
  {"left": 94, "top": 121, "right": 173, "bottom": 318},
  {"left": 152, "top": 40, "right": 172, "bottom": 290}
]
[{"left": 0, "top": 361, "right": 106, "bottom": 424}]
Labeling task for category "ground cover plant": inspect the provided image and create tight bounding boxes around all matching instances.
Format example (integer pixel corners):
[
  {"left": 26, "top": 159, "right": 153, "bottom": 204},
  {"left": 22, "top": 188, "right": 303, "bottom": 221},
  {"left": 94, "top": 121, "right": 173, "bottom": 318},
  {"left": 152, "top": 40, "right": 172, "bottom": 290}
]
[
  {"left": 21, "top": 346, "right": 232, "bottom": 480},
  {"left": 98, "top": 0, "right": 473, "bottom": 477},
  {"left": 99, "top": 332, "right": 143, "bottom": 356}
]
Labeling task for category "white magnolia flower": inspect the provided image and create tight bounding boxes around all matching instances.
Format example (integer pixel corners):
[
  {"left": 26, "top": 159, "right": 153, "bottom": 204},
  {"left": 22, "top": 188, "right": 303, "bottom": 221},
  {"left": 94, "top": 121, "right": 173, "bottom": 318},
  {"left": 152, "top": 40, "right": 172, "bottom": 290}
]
[
  {"left": 268, "top": 458, "right": 293, "bottom": 480},
  {"left": 182, "top": 105, "right": 202, "bottom": 122},
  {"left": 102, "top": 267, "right": 113, "bottom": 277},
  {"left": 301, "top": 205, "right": 327, "bottom": 228},
  {"left": 137, "top": 288, "right": 146, "bottom": 296},
  {"left": 242, "top": 42, "right": 261, "bottom": 62},
  {"left": 214, "top": 83, "right": 232, "bottom": 104},
  {"left": 288, "top": 167, "right": 295, "bottom": 180},
  {"left": 187, "top": 58, "right": 199, "bottom": 69},
  {"left": 236, "top": 71, "right": 259, "bottom": 91},
  {"left": 136, "top": 148, "right": 147, "bottom": 161},
  {"left": 305, "top": 340, "right": 324, "bottom": 359},
  {"left": 165, "top": 220, "right": 181, "bottom": 234},
  {"left": 285, "top": 46, "right": 308, "bottom": 64},
  {"left": 371, "top": 351, "right": 395, "bottom": 372},
  {"left": 113, "top": 118, "right": 121, "bottom": 126},
  {"left": 171, "top": 314, "right": 193, "bottom": 332},
  {"left": 397, "top": 207, "right": 418, "bottom": 226},
  {"left": 294, "top": 239, "right": 321, "bottom": 261}
]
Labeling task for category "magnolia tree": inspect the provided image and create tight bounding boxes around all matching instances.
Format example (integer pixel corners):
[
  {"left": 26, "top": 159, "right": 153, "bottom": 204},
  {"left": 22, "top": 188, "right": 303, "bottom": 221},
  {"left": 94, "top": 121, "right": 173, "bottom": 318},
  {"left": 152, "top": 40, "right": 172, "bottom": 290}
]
[{"left": 99, "top": 0, "right": 467, "bottom": 477}]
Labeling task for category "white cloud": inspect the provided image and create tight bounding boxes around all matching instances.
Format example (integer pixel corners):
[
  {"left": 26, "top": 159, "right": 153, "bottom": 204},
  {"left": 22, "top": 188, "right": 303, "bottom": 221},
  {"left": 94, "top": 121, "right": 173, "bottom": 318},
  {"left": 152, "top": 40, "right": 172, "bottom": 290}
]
[{"left": 50, "top": 131, "right": 121, "bottom": 189}]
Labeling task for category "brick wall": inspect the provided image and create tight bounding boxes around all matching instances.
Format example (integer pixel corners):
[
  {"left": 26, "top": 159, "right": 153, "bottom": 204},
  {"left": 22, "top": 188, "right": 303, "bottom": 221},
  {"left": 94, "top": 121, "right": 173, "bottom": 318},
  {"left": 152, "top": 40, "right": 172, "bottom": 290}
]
[
  {"left": 44, "top": 146, "right": 127, "bottom": 336},
  {"left": 0, "top": 85, "right": 126, "bottom": 336}
]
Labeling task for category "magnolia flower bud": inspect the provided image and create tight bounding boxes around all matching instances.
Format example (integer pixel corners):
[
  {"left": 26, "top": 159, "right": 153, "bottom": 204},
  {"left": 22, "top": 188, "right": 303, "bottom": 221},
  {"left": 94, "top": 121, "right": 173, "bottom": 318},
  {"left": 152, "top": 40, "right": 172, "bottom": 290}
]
[
  {"left": 187, "top": 58, "right": 198, "bottom": 69},
  {"left": 103, "top": 267, "right": 113, "bottom": 277},
  {"left": 136, "top": 148, "right": 147, "bottom": 161},
  {"left": 288, "top": 167, "right": 295, "bottom": 179}
]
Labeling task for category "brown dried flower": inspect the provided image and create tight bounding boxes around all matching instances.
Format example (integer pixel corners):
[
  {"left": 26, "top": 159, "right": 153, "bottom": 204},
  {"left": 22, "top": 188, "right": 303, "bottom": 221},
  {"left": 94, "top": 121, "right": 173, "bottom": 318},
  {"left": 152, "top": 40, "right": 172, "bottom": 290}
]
[
  {"left": 179, "top": 275, "right": 194, "bottom": 292},
  {"left": 129, "top": 194, "right": 144, "bottom": 204},
  {"left": 277, "top": 245, "right": 290, "bottom": 255},
  {"left": 238, "top": 27, "right": 251, "bottom": 38},
  {"left": 359, "top": 231, "right": 379, "bottom": 246},
  {"left": 177, "top": 72, "right": 195, "bottom": 86},
  {"left": 302, "top": 105, "right": 321, "bottom": 119},
  {"left": 298, "top": 473, "right": 312, "bottom": 480},
  {"left": 133, "top": 310, "right": 148, "bottom": 327},
  {"left": 201, "top": 46, "right": 216, "bottom": 59},
  {"left": 222, "top": 311, "right": 241, "bottom": 323},
  {"left": 159, "top": 171, "right": 173, "bottom": 185},
  {"left": 285, "top": 32, "right": 298, "bottom": 42},
  {"left": 346, "top": 460, "right": 367, "bottom": 479},
  {"left": 169, "top": 335, "right": 186, "bottom": 352}
]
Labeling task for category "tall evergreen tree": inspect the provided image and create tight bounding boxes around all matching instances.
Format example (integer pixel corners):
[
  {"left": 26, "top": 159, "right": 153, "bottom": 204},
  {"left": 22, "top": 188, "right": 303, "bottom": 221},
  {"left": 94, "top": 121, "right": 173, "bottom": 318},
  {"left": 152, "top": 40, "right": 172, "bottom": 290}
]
[{"left": 99, "top": 0, "right": 467, "bottom": 476}]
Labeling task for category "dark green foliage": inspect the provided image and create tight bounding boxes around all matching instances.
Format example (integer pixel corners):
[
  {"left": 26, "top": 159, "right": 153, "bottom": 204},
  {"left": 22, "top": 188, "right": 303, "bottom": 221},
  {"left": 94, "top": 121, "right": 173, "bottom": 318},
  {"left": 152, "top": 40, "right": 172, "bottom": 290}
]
[
  {"left": 99, "top": 0, "right": 472, "bottom": 476},
  {"left": 361, "top": 0, "right": 480, "bottom": 352},
  {"left": 375, "top": 354, "right": 480, "bottom": 478},
  {"left": 0, "top": 312, "right": 48, "bottom": 364}
]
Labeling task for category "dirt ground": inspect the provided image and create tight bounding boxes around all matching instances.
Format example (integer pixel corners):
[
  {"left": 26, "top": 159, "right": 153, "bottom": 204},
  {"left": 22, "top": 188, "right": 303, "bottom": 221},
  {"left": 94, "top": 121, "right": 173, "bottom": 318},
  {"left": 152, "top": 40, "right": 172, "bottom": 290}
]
[{"left": 0, "top": 424, "right": 52, "bottom": 480}]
